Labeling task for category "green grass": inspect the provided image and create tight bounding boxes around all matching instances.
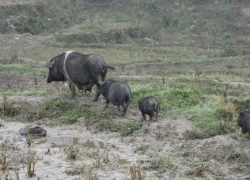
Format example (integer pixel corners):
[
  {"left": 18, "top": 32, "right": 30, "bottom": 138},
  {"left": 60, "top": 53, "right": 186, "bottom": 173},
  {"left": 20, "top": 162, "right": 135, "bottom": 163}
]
[
  {"left": 131, "top": 84, "right": 204, "bottom": 112},
  {"left": 184, "top": 96, "right": 238, "bottom": 138},
  {"left": 0, "top": 63, "right": 44, "bottom": 75},
  {"left": 150, "top": 156, "right": 176, "bottom": 173},
  {"left": 0, "top": 64, "right": 23, "bottom": 73},
  {"left": 40, "top": 99, "right": 80, "bottom": 124},
  {"left": 1, "top": 0, "right": 250, "bottom": 139},
  {"left": 38, "top": 98, "right": 141, "bottom": 135},
  {"left": 0, "top": 90, "right": 48, "bottom": 96}
]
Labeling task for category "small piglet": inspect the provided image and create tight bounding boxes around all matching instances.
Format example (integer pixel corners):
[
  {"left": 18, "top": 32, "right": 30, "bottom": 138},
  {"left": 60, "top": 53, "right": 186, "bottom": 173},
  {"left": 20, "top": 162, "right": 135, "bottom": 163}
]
[{"left": 138, "top": 96, "right": 160, "bottom": 121}]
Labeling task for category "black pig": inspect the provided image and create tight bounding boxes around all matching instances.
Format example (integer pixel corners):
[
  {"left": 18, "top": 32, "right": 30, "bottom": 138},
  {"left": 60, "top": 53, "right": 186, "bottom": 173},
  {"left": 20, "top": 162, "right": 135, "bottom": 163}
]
[
  {"left": 238, "top": 109, "right": 250, "bottom": 137},
  {"left": 45, "top": 51, "right": 115, "bottom": 101},
  {"left": 100, "top": 80, "right": 131, "bottom": 115},
  {"left": 138, "top": 96, "right": 160, "bottom": 121}
]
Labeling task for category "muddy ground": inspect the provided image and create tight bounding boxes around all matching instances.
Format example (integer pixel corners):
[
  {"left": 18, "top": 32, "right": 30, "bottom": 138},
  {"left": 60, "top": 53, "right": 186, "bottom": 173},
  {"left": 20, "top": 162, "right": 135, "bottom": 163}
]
[
  {"left": 1, "top": 88, "right": 250, "bottom": 180},
  {"left": 1, "top": 32, "right": 250, "bottom": 179},
  {"left": 1, "top": 95, "right": 250, "bottom": 180}
]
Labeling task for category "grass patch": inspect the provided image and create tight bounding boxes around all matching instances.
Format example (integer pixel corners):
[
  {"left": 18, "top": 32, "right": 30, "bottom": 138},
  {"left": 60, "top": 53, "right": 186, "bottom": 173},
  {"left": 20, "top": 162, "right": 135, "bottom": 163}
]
[
  {"left": 0, "top": 90, "right": 48, "bottom": 96},
  {"left": 40, "top": 99, "right": 80, "bottom": 124},
  {"left": 185, "top": 96, "right": 238, "bottom": 138},
  {"left": 39, "top": 99, "right": 141, "bottom": 135},
  {"left": 0, "top": 64, "right": 23, "bottom": 73},
  {"left": 131, "top": 84, "right": 203, "bottom": 113},
  {"left": 150, "top": 156, "right": 176, "bottom": 173},
  {"left": 0, "top": 63, "right": 44, "bottom": 75}
]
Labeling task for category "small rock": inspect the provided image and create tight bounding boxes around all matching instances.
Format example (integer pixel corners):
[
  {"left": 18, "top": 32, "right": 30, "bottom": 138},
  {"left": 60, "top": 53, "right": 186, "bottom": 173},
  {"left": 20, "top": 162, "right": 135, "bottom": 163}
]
[{"left": 20, "top": 126, "right": 47, "bottom": 138}]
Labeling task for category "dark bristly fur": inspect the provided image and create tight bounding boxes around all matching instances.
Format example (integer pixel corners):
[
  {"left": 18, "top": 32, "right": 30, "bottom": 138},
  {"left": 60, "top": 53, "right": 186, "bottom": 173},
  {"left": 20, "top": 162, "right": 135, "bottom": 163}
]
[
  {"left": 238, "top": 109, "right": 250, "bottom": 137},
  {"left": 138, "top": 96, "right": 160, "bottom": 121},
  {"left": 45, "top": 51, "right": 115, "bottom": 100},
  {"left": 100, "top": 80, "right": 132, "bottom": 116}
]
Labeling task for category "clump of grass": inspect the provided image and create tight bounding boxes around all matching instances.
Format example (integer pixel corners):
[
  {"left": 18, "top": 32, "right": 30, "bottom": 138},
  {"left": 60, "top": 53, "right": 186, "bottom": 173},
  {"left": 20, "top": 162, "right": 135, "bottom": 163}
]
[
  {"left": 95, "top": 147, "right": 109, "bottom": 164},
  {"left": 185, "top": 95, "right": 238, "bottom": 138},
  {"left": 85, "top": 164, "right": 98, "bottom": 180},
  {"left": 65, "top": 166, "right": 84, "bottom": 176},
  {"left": 26, "top": 150, "right": 36, "bottom": 177},
  {"left": 0, "top": 152, "right": 7, "bottom": 174},
  {"left": 26, "top": 131, "right": 32, "bottom": 147},
  {"left": 40, "top": 99, "right": 80, "bottom": 124},
  {"left": 104, "top": 150, "right": 109, "bottom": 164},
  {"left": 150, "top": 156, "right": 176, "bottom": 173},
  {"left": 120, "top": 121, "right": 141, "bottom": 136},
  {"left": 129, "top": 163, "right": 145, "bottom": 180},
  {"left": 64, "top": 138, "right": 79, "bottom": 160},
  {"left": 135, "top": 144, "right": 154, "bottom": 154},
  {"left": 215, "top": 99, "right": 236, "bottom": 121},
  {"left": 14, "top": 169, "right": 20, "bottom": 180},
  {"left": 193, "top": 162, "right": 209, "bottom": 177},
  {"left": 1, "top": 95, "right": 18, "bottom": 117}
]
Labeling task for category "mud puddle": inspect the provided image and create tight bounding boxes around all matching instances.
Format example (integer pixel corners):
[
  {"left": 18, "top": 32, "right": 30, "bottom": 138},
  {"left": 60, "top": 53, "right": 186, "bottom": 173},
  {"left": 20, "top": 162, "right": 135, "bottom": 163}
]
[
  {"left": 0, "top": 120, "right": 156, "bottom": 180},
  {"left": 41, "top": 136, "right": 105, "bottom": 149},
  {"left": 0, "top": 113, "right": 250, "bottom": 179}
]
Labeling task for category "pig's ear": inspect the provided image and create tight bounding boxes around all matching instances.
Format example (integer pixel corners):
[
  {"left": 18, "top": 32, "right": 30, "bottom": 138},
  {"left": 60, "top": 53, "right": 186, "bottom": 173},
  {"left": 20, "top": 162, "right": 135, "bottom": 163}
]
[
  {"left": 45, "top": 61, "right": 55, "bottom": 68},
  {"left": 239, "top": 112, "right": 245, "bottom": 118},
  {"left": 100, "top": 81, "right": 106, "bottom": 87}
]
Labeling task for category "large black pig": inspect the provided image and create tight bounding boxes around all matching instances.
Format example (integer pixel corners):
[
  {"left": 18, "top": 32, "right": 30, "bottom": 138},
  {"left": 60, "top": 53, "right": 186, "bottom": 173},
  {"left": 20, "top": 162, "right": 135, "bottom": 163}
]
[
  {"left": 100, "top": 80, "right": 132, "bottom": 115},
  {"left": 238, "top": 109, "right": 250, "bottom": 137},
  {"left": 138, "top": 96, "right": 160, "bottom": 121},
  {"left": 45, "top": 51, "right": 115, "bottom": 101}
]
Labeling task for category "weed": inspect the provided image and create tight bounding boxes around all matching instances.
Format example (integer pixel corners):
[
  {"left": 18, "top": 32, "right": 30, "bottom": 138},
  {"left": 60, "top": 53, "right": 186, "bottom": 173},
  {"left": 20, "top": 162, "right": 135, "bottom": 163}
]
[
  {"left": 40, "top": 99, "right": 79, "bottom": 124},
  {"left": 14, "top": 170, "right": 19, "bottom": 180},
  {"left": 185, "top": 96, "right": 238, "bottom": 138},
  {"left": 135, "top": 144, "right": 154, "bottom": 154},
  {"left": 64, "top": 138, "right": 79, "bottom": 160},
  {"left": 26, "top": 131, "right": 32, "bottom": 148},
  {"left": 129, "top": 163, "right": 145, "bottom": 180},
  {"left": 0, "top": 152, "right": 7, "bottom": 174},
  {"left": 26, "top": 150, "right": 36, "bottom": 177},
  {"left": 194, "top": 162, "right": 209, "bottom": 177},
  {"left": 64, "top": 166, "right": 84, "bottom": 176},
  {"left": 85, "top": 164, "right": 98, "bottom": 180},
  {"left": 150, "top": 156, "right": 176, "bottom": 173},
  {"left": 120, "top": 121, "right": 141, "bottom": 136},
  {"left": 1, "top": 95, "right": 18, "bottom": 117}
]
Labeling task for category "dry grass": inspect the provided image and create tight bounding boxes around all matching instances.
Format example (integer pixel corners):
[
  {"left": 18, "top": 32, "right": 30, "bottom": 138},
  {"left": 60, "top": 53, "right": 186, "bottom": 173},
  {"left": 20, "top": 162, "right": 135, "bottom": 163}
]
[
  {"left": 85, "top": 164, "right": 98, "bottom": 180},
  {"left": 26, "top": 150, "right": 36, "bottom": 177},
  {"left": 129, "top": 163, "right": 145, "bottom": 180}
]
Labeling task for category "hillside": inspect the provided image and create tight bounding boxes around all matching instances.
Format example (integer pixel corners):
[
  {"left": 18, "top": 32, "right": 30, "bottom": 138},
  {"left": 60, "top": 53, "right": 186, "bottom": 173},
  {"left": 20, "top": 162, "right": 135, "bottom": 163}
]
[
  {"left": 1, "top": 0, "right": 250, "bottom": 179},
  {"left": 1, "top": 0, "right": 250, "bottom": 48}
]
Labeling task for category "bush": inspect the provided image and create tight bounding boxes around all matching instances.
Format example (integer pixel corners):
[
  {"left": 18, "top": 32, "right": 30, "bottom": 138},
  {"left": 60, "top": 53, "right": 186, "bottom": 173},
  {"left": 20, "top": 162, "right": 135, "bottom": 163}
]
[{"left": 15, "top": 17, "right": 45, "bottom": 35}]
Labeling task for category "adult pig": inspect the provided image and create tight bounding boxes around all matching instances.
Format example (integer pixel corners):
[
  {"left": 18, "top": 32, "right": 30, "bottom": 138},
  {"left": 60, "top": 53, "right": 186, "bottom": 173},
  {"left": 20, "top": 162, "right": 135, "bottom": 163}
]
[
  {"left": 100, "top": 80, "right": 132, "bottom": 115},
  {"left": 238, "top": 109, "right": 250, "bottom": 137},
  {"left": 138, "top": 96, "right": 160, "bottom": 121},
  {"left": 45, "top": 51, "right": 115, "bottom": 101}
]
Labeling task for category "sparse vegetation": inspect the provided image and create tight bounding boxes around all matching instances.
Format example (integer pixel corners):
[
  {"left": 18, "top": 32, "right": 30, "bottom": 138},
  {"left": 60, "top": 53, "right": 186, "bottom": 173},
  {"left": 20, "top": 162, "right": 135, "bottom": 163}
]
[
  {"left": 150, "top": 156, "right": 176, "bottom": 173},
  {"left": 1, "top": 0, "right": 250, "bottom": 179},
  {"left": 129, "top": 163, "right": 145, "bottom": 180},
  {"left": 26, "top": 150, "right": 36, "bottom": 177}
]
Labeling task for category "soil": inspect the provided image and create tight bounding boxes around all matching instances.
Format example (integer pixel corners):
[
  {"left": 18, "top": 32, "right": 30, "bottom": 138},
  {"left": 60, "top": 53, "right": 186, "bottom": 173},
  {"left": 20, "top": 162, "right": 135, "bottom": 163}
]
[
  {"left": 0, "top": 24, "right": 250, "bottom": 180},
  {"left": 0, "top": 95, "right": 250, "bottom": 180}
]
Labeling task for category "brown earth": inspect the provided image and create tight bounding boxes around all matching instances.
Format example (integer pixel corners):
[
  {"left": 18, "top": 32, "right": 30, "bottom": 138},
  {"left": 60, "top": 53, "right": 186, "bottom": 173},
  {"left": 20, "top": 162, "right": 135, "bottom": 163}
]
[
  {"left": 0, "top": 26, "right": 250, "bottom": 180},
  {"left": 0, "top": 94, "right": 250, "bottom": 179}
]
